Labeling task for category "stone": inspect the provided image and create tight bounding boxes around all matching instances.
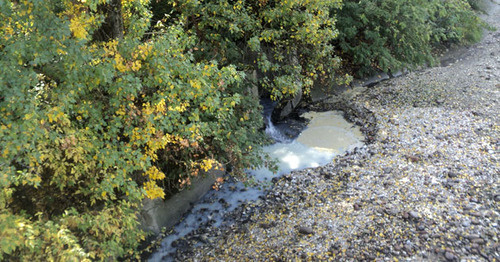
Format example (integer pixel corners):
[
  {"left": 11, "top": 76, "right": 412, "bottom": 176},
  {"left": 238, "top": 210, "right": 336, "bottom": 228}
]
[
  {"left": 260, "top": 221, "right": 277, "bottom": 229},
  {"left": 469, "top": 211, "right": 483, "bottom": 217},
  {"left": 383, "top": 167, "right": 393, "bottom": 174},
  {"left": 409, "top": 211, "right": 420, "bottom": 219},
  {"left": 471, "top": 238, "right": 485, "bottom": 245},
  {"left": 445, "top": 251, "right": 456, "bottom": 261},
  {"left": 298, "top": 226, "right": 314, "bottom": 235},
  {"left": 471, "top": 219, "right": 481, "bottom": 225}
]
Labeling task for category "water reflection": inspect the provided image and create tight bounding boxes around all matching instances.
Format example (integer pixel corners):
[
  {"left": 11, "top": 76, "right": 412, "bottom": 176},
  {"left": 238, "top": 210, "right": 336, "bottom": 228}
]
[{"left": 149, "top": 111, "right": 363, "bottom": 261}]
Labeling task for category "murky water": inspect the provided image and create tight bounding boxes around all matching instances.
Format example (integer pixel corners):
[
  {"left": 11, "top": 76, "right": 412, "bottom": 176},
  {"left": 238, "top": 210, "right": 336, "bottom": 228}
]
[
  {"left": 297, "top": 111, "right": 364, "bottom": 154},
  {"left": 149, "top": 111, "right": 363, "bottom": 261}
]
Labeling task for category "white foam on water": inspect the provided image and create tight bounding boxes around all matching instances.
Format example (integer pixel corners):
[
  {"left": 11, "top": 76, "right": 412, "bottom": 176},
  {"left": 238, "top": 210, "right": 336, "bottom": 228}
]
[{"left": 149, "top": 111, "right": 364, "bottom": 261}]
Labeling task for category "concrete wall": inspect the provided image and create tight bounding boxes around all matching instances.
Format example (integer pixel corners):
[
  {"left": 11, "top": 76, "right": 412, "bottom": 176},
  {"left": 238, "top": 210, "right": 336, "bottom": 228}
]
[{"left": 138, "top": 170, "right": 224, "bottom": 234}]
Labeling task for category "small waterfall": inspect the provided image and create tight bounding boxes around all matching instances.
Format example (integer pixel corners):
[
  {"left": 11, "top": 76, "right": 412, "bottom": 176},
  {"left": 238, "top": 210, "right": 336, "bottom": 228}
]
[
  {"left": 261, "top": 97, "right": 291, "bottom": 143},
  {"left": 149, "top": 107, "right": 365, "bottom": 262},
  {"left": 264, "top": 116, "right": 291, "bottom": 143}
]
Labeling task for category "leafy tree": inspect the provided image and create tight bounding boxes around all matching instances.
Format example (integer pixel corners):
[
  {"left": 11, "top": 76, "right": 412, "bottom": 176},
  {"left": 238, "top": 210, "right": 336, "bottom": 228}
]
[
  {"left": 334, "top": 0, "right": 484, "bottom": 77},
  {"left": 0, "top": 0, "right": 485, "bottom": 259},
  {"left": 151, "top": 0, "right": 346, "bottom": 109},
  {"left": 0, "top": 0, "right": 265, "bottom": 259}
]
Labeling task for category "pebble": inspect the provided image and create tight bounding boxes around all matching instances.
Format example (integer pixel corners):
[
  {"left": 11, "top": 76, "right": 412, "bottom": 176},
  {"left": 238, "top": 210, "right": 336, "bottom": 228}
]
[
  {"left": 298, "top": 226, "right": 314, "bottom": 235},
  {"left": 445, "top": 251, "right": 456, "bottom": 261},
  {"left": 471, "top": 238, "right": 485, "bottom": 245},
  {"left": 409, "top": 211, "right": 420, "bottom": 219},
  {"left": 159, "top": 4, "right": 500, "bottom": 260}
]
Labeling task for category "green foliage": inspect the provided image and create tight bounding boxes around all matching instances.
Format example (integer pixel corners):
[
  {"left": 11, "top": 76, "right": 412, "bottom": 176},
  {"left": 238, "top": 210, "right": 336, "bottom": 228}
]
[
  {"left": 0, "top": 0, "right": 487, "bottom": 260},
  {"left": 152, "top": 0, "right": 345, "bottom": 101},
  {"left": 1, "top": 0, "right": 265, "bottom": 259},
  {"left": 334, "top": 0, "right": 485, "bottom": 77},
  {"left": 428, "top": 0, "right": 484, "bottom": 45}
]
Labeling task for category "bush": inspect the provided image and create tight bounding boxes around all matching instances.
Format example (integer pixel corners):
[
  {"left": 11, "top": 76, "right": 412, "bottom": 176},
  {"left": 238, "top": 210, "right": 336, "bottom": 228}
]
[
  {"left": 0, "top": 0, "right": 265, "bottom": 259},
  {"left": 151, "top": 0, "right": 346, "bottom": 101},
  {"left": 334, "top": 0, "right": 484, "bottom": 77},
  {"left": 0, "top": 0, "right": 486, "bottom": 260},
  {"left": 429, "top": 0, "right": 484, "bottom": 45}
]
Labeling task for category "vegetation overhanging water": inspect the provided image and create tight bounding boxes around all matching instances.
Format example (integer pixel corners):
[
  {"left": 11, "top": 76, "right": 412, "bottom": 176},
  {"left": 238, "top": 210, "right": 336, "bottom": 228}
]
[{"left": 149, "top": 110, "right": 364, "bottom": 261}]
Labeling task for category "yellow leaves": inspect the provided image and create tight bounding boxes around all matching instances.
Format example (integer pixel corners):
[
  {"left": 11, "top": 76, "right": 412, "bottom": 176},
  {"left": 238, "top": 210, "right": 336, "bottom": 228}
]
[
  {"left": 202, "top": 64, "right": 213, "bottom": 77},
  {"left": 130, "top": 60, "right": 142, "bottom": 71},
  {"left": 168, "top": 102, "right": 189, "bottom": 113},
  {"left": 114, "top": 53, "right": 127, "bottom": 72},
  {"left": 155, "top": 99, "right": 166, "bottom": 114},
  {"left": 47, "top": 107, "right": 66, "bottom": 124},
  {"left": 24, "top": 113, "right": 34, "bottom": 120},
  {"left": 200, "top": 158, "right": 218, "bottom": 172},
  {"left": 190, "top": 80, "right": 202, "bottom": 90},
  {"left": 144, "top": 166, "right": 165, "bottom": 180},
  {"left": 136, "top": 43, "right": 152, "bottom": 59},
  {"left": 1, "top": 24, "right": 14, "bottom": 41},
  {"left": 2, "top": 148, "right": 9, "bottom": 158},
  {"left": 142, "top": 102, "right": 154, "bottom": 116},
  {"left": 103, "top": 40, "right": 144, "bottom": 72},
  {"left": 115, "top": 105, "right": 126, "bottom": 116},
  {"left": 69, "top": 16, "right": 88, "bottom": 39},
  {"left": 143, "top": 180, "right": 165, "bottom": 199},
  {"left": 56, "top": 48, "right": 68, "bottom": 55},
  {"left": 62, "top": 2, "right": 98, "bottom": 40}
]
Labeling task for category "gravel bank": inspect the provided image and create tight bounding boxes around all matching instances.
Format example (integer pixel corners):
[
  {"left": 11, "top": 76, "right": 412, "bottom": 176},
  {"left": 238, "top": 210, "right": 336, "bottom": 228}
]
[{"left": 169, "top": 1, "right": 499, "bottom": 261}]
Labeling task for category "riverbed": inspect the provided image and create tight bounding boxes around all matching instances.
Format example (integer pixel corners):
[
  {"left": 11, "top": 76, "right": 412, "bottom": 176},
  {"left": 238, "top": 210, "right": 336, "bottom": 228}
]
[
  {"left": 148, "top": 110, "right": 364, "bottom": 261},
  {"left": 168, "top": 1, "right": 500, "bottom": 259}
]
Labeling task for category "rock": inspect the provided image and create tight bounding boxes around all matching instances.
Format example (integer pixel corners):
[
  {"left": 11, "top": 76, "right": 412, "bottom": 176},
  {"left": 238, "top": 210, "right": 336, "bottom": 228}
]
[
  {"left": 493, "top": 194, "right": 500, "bottom": 202},
  {"left": 445, "top": 251, "right": 456, "bottom": 261},
  {"left": 463, "top": 204, "right": 474, "bottom": 210},
  {"left": 298, "top": 226, "right": 314, "bottom": 235},
  {"left": 198, "top": 234, "right": 210, "bottom": 244},
  {"left": 274, "top": 87, "right": 303, "bottom": 120},
  {"left": 471, "top": 238, "right": 485, "bottom": 245},
  {"left": 385, "top": 207, "right": 399, "bottom": 216},
  {"left": 465, "top": 234, "right": 480, "bottom": 240},
  {"left": 260, "top": 221, "right": 277, "bottom": 229},
  {"left": 406, "top": 155, "right": 421, "bottom": 163},
  {"left": 409, "top": 211, "right": 420, "bottom": 219},
  {"left": 469, "top": 211, "right": 483, "bottom": 217},
  {"left": 404, "top": 244, "right": 413, "bottom": 253}
]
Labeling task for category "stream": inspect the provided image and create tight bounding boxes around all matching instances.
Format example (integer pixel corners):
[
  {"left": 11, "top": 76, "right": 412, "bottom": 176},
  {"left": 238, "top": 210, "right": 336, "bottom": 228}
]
[{"left": 149, "top": 110, "right": 364, "bottom": 261}]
